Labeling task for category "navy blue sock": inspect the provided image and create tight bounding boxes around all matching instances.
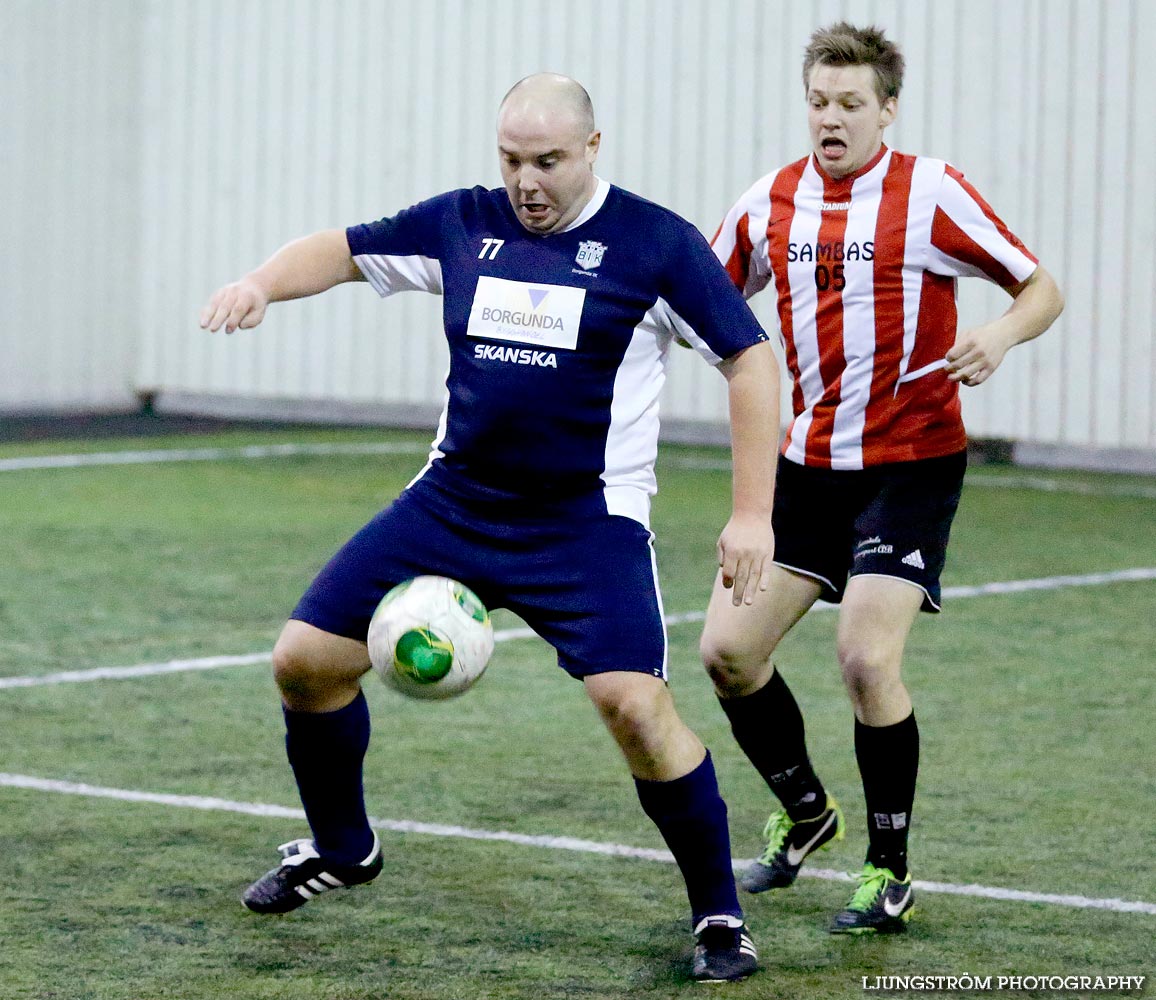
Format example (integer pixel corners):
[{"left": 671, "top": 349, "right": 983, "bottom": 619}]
[
  {"left": 283, "top": 690, "right": 375, "bottom": 866},
  {"left": 718, "top": 669, "right": 827, "bottom": 820},
  {"left": 855, "top": 713, "right": 919, "bottom": 880},
  {"left": 635, "top": 751, "right": 742, "bottom": 928}
]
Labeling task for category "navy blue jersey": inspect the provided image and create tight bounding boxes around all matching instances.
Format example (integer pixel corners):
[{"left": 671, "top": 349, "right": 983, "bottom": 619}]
[{"left": 347, "top": 179, "right": 768, "bottom": 524}]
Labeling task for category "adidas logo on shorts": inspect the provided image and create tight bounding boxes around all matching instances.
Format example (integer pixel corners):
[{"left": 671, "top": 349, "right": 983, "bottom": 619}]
[{"left": 901, "top": 549, "right": 925, "bottom": 569}]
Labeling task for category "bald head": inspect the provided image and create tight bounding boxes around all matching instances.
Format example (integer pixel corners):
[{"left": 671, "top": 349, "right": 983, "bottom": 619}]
[
  {"left": 496, "top": 73, "right": 601, "bottom": 234},
  {"left": 499, "top": 73, "right": 596, "bottom": 137}
]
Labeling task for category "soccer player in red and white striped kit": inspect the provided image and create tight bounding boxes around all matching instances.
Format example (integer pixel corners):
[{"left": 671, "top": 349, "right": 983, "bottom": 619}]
[{"left": 701, "top": 21, "right": 1064, "bottom": 933}]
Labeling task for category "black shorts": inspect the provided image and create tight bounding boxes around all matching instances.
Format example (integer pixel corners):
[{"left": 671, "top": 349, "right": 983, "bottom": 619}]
[
  {"left": 291, "top": 473, "right": 668, "bottom": 680},
  {"left": 771, "top": 451, "right": 967, "bottom": 612}
]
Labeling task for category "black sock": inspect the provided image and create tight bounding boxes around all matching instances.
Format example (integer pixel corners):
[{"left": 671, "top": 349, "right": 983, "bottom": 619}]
[
  {"left": 854, "top": 713, "right": 919, "bottom": 880},
  {"left": 635, "top": 751, "right": 742, "bottom": 928},
  {"left": 718, "top": 669, "right": 826, "bottom": 820},
  {"left": 284, "top": 690, "right": 375, "bottom": 866}
]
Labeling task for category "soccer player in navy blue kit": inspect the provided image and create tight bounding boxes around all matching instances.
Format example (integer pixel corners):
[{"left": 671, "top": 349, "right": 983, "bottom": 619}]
[{"left": 200, "top": 74, "right": 781, "bottom": 983}]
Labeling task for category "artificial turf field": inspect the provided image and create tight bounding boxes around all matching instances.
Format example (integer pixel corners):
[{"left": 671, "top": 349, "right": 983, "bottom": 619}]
[{"left": 1, "top": 426, "right": 1152, "bottom": 999}]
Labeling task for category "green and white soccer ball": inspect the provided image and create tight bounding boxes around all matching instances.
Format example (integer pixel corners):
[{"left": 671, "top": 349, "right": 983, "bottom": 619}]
[{"left": 367, "top": 575, "right": 494, "bottom": 700}]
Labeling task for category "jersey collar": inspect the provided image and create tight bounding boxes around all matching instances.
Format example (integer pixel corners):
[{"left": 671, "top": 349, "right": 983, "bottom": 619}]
[
  {"left": 809, "top": 144, "right": 890, "bottom": 187},
  {"left": 558, "top": 177, "right": 611, "bottom": 233}
]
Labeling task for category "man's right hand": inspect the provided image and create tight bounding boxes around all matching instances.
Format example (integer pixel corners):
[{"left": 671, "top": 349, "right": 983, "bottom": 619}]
[{"left": 199, "top": 277, "right": 270, "bottom": 334}]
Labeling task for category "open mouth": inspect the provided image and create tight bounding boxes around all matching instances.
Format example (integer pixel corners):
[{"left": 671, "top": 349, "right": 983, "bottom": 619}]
[{"left": 821, "top": 138, "right": 848, "bottom": 157}]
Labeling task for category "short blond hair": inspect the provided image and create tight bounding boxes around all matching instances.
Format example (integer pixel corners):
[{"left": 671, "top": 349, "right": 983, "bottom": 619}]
[{"left": 803, "top": 22, "right": 905, "bottom": 102}]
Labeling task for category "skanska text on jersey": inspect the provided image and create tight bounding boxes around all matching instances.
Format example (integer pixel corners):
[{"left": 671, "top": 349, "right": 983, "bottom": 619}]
[
  {"left": 473, "top": 343, "right": 559, "bottom": 367},
  {"left": 787, "top": 240, "right": 875, "bottom": 262}
]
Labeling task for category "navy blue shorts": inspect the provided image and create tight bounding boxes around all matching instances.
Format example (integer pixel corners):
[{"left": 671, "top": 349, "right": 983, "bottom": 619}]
[
  {"left": 291, "top": 475, "right": 668, "bottom": 679},
  {"left": 771, "top": 451, "right": 967, "bottom": 612}
]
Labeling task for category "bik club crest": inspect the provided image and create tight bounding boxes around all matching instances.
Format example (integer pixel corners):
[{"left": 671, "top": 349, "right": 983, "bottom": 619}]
[{"left": 575, "top": 240, "right": 606, "bottom": 270}]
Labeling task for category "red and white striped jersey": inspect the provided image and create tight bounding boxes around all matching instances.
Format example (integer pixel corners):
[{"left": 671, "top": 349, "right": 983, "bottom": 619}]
[{"left": 712, "top": 145, "right": 1038, "bottom": 469}]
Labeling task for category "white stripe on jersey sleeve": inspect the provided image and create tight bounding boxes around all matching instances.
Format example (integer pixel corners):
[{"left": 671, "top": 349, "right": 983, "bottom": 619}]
[
  {"left": 742, "top": 179, "right": 775, "bottom": 300},
  {"left": 926, "top": 172, "right": 1037, "bottom": 283},
  {"left": 654, "top": 298, "right": 722, "bottom": 366},
  {"left": 713, "top": 170, "right": 779, "bottom": 300},
  {"left": 926, "top": 244, "right": 989, "bottom": 280},
  {"left": 352, "top": 253, "right": 444, "bottom": 298},
  {"left": 896, "top": 157, "right": 947, "bottom": 388}
]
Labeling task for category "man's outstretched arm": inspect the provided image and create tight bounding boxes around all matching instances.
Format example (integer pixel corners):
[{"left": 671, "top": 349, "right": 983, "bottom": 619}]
[{"left": 199, "top": 228, "right": 363, "bottom": 334}]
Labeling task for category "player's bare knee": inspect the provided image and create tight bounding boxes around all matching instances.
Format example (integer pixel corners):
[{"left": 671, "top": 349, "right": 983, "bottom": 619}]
[
  {"left": 839, "top": 646, "right": 905, "bottom": 716},
  {"left": 271, "top": 621, "right": 372, "bottom": 705},
  {"left": 842, "top": 671, "right": 876, "bottom": 714},
  {"left": 839, "top": 647, "right": 889, "bottom": 696},
  {"left": 592, "top": 685, "right": 668, "bottom": 751},
  {"left": 271, "top": 637, "right": 320, "bottom": 698},
  {"left": 700, "top": 636, "right": 767, "bottom": 696},
  {"left": 594, "top": 686, "right": 642, "bottom": 732},
  {"left": 609, "top": 713, "right": 670, "bottom": 763},
  {"left": 271, "top": 628, "right": 355, "bottom": 701}
]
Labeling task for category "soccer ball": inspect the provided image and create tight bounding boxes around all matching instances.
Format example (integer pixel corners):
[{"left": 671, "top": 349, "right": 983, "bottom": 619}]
[{"left": 367, "top": 576, "right": 494, "bottom": 700}]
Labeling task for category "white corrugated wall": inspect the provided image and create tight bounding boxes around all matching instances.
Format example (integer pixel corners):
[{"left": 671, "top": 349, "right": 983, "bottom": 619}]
[
  {"left": 1, "top": 1, "right": 143, "bottom": 411},
  {"left": 4, "top": 0, "right": 1155, "bottom": 460}
]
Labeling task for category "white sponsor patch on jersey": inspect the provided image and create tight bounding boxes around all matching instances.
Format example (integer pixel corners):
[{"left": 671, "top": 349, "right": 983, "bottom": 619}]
[{"left": 468, "top": 276, "right": 585, "bottom": 350}]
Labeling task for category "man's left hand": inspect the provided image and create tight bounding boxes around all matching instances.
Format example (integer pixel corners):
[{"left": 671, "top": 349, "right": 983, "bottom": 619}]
[
  {"left": 717, "top": 513, "right": 775, "bottom": 606},
  {"left": 944, "top": 323, "right": 1014, "bottom": 387}
]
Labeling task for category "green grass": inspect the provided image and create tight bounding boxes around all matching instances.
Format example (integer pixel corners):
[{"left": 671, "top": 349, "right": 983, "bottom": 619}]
[{"left": 1, "top": 428, "right": 1153, "bottom": 998}]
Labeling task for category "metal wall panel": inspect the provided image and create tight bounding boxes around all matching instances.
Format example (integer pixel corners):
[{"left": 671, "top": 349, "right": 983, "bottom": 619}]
[
  {"left": 6, "top": 0, "right": 1155, "bottom": 454},
  {"left": 0, "top": 1, "right": 142, "bottom": 412}
]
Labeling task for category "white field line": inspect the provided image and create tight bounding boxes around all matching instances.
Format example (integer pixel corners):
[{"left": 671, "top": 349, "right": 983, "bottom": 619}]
[
  {"left": 0, "top": 771, "right": 1152, "bottom": 916},
  {"left": 0, "top": 630, "right": 532, "bottom": 690},
  {"left": 967, "top": 472, "right": 1156, "bottom": 500},
  {"left": 664, "top": 456, "right": 1156, "bottom": 498},
  {"left": 0, "top": 652, "right": 274, "bottom": 689},
  {"left": 670, "top": 460, "right": 1156, "bottom": 500},
  {"left": 2, "top": 568, "right": 1154, "bottom": 692},
  {"left": 0, "top": 441, "right": 429, "bottom": 471},
  {"left": 3, "top": 443, "right": 1156, "bottom": 501}
]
